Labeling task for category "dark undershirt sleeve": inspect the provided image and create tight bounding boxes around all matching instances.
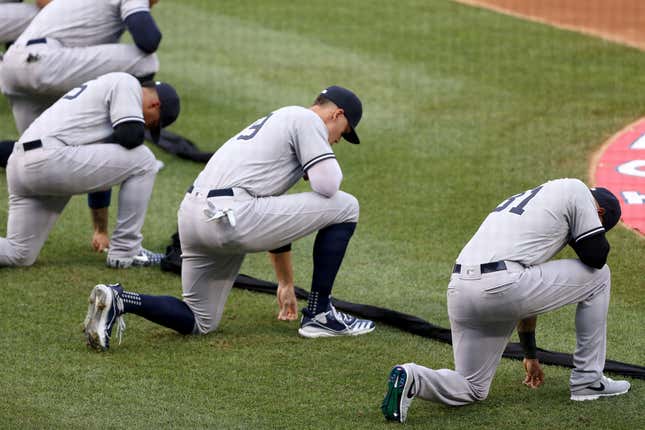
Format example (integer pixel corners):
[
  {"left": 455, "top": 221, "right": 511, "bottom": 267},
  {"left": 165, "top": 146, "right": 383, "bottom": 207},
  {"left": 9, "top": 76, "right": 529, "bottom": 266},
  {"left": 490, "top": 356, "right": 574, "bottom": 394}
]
[
  {"left": 111, "top": 121, "right": 145, "bottom": 149},
  {"left": 88, "top": 190, "right": 112, "bottom": 209},
  {"left": 570, "top": 232, "right": 610, "bottom": 269},
  {"left": 124, "top": 11, "right": 162, "bottom": 54}
]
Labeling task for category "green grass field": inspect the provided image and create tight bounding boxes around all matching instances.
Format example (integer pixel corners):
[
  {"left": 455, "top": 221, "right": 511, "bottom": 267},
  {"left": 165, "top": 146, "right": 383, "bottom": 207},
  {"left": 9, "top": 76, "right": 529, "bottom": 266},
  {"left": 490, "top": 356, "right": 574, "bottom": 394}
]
[{"left": 1, "top": 1, "right": 644, "bottom": 428}]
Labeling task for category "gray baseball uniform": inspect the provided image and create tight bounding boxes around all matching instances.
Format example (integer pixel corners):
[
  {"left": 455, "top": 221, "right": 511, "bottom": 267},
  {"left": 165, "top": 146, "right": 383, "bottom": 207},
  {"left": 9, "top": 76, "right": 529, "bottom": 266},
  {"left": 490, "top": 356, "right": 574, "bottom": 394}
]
[
  {"left": 404, "top": 178, "right": 611, "bottom": 404},
  {"left": 0, "top": 0, "right": 158, "bottom": 133},
  {"left": 0, "top": 72, "right": 157, "bottom": 266},
  {"left": 179, "top": 106, "right": 359, "bottom": 333},
  {"left": 0, "top": 1, "right": 39, "bottom": 44}
]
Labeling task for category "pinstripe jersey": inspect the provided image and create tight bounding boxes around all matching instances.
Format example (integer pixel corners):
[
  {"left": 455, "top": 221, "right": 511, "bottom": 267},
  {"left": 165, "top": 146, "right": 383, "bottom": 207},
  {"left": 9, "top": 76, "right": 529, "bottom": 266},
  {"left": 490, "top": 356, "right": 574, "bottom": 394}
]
[
  {"left": 193, "top": 106, "right": 335, "bottom": 197},
  {"left": 18, "top": 72, "right": 143, "bottom": 146},
  {"left": 15, "top": 0, "right": 150, "bottom": 47},
  {"left": 456, "top": 178, "right": 604, "bottom": 266}
]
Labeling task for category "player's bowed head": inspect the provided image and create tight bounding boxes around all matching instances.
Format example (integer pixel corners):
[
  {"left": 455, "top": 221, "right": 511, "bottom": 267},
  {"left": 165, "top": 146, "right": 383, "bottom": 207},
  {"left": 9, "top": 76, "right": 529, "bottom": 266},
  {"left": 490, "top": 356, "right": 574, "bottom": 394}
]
[
  {"left": 310, "top": 86, "right": 362, "bottom": 145},
  {"left": 590, "top": 187, "right": 621, "bottom": 231},
  {"left": 141, "top": 81, "right": 180, "bottom": 143}
]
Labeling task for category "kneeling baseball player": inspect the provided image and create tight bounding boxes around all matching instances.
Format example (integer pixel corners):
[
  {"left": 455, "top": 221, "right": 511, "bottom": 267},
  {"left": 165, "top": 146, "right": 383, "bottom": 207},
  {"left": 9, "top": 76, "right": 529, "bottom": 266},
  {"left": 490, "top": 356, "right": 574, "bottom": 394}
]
[
  {"left": 382, "top": 179, "right": 630, "bottom": 423},
  {"left": 83, "top": 85, "right": 375, "bottom": 351},
  {"left": 0, "top": 72, "right": 180, "bottom": 268}
]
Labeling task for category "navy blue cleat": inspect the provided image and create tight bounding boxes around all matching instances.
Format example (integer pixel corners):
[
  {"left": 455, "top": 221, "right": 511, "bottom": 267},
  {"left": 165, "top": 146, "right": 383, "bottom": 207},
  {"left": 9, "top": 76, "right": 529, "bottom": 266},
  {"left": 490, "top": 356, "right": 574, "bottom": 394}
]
[
  {"left": 382, "top": 365, "right": 415, "bottom": 423},
  {"left": 298, "top": 302, "right": 375, "bottom": 338},
  {"left": 83, "top": 283, "right": 125, "bottom": 351}
]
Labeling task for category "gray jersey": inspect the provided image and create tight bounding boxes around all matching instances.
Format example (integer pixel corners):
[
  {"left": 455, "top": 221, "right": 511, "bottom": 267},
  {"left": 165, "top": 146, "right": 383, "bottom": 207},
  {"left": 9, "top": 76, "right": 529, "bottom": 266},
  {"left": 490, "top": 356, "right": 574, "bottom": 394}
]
[
  {"left": 457, "top": 178, "right": 604, "bottom": 266},
  {"left": 19, "top": 72, "right": 143, "bottom": 146},
  {"left": 0, "top": 2, "right": 39, "bottom": 43},
  {"left": 194, "top": 106, "right": 335, "bottom": 197},
  {"left": 15, "top": 0, "right": 149, "bottom": 47}
]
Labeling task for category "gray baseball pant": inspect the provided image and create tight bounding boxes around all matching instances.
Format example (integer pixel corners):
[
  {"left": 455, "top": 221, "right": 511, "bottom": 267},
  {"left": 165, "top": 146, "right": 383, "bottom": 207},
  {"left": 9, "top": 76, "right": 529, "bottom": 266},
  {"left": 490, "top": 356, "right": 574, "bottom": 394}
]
[
  {"left": 0, "top": 3, "right": 39, "bottom": 44},
  {"left": 0, "top": 140, "right": 157, "bottom": 266},
  {"left": 178, "top": 188, "right": 359, "bottom": 334},
  {"left": 405, "top": 259, "right": 610, "bottom": 405},
  {"left": 0, "top": 38, "right": 158, "bottom": 133}
]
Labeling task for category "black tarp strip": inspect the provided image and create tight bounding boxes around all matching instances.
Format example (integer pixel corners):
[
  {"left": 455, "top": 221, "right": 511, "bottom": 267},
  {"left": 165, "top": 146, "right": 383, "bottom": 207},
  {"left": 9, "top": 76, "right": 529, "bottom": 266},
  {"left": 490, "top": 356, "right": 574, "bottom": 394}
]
[{"left": 234, "top": 274, "right": 645, "bottom": 379}]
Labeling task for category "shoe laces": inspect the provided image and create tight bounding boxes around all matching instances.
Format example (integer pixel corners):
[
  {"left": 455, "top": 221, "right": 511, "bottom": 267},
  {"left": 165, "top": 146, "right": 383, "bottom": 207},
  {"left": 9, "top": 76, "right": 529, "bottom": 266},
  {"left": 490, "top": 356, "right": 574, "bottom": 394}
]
[
  {"left": 114, "top": 314, "right": 126, "bottom": 345},
  {"left": 111, "top": 286, "right": 126, "bottom": 345},
  {"left": 140, "top": 247, "right": 164, "bottom": 264},
  {"left": 329, "top": 304, "right": 355, "bottom": 325}
]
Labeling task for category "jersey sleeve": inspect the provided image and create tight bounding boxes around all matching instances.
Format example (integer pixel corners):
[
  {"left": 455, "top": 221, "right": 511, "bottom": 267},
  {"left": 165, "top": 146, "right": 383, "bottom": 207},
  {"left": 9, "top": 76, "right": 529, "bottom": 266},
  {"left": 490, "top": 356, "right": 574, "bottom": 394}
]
[
  {"left": 292, "top": 110, "right": 335, "bottom": 172},
  {"left": 108, "top": 74, "right": 144, "bottom": 127},
  {"left": 568, "top": 179, "right": 605, "bottom": 242},
  {"left": 119, "top": 0, "right": 150, "bottom": 21}
]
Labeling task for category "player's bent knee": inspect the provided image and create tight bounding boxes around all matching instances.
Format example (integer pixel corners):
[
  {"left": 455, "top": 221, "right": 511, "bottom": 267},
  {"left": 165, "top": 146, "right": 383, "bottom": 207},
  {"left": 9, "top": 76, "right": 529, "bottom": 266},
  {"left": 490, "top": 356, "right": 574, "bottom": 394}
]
[
  {"left": 192, "top": 316, "right": 219, "bottom": 335},
  {"left": 185, "top": 305, "right": 222, "bottom": 335},
  {"left": 10, "top": 247, "right": 38, "bottom": 267},
  {"left": 131, "top": 145, "right": 157, "bottom": 173},
  {"left": 470, "top": 384, "right": 490, "bottom": 402},
  {"left": 133, "top": 52, "right": 159, "bottom": 78},
  {"left": 594, "top": 264, "right": 611, "bottom": 285},
  {"left": 335, "top": 191, "right": 360, "bottom": 223}
]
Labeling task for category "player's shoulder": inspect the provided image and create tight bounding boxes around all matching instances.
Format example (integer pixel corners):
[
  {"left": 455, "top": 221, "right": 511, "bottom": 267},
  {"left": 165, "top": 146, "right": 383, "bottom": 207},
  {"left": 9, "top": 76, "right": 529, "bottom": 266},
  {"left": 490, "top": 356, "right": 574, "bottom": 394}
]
[
  {"left": 275, "top": 105, "right": 312, "bottom": 117},
  {"left": 98, "top": 72, "right": 139, "bottom": 86},
  {"left": 275, "top": 106, "right": 323, "bottom": 127},
  {"left": 543, "top": 177, "right": 588, "bottom": 194},
  {"left": 545, "top": 178, "right": 595, "bottom": 212},
  {"left": 88, "top": 73, "right": 140, "bottom": 99}
]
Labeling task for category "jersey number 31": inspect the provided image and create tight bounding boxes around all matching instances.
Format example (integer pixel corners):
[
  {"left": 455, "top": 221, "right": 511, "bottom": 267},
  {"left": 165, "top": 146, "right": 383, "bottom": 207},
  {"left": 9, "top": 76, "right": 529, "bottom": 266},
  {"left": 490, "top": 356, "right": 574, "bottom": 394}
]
[{"left": 493, "top": 186, "right": 543, "bottom": 215}]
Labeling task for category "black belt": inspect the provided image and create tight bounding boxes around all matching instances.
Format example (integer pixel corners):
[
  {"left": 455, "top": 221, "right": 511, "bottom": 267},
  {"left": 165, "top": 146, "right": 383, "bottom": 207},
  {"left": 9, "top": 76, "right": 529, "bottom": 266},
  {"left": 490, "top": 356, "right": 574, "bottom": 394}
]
[
  {"left": 23, "top": 140, "right": 42, "bottom": 151},
  {"left": 453, "top": 261, "right": 507, "bottom": 274},
  {"left": 26, "top": 38, "right": 47, "bottom": 46},
  {"left": 186, "top": 185, "right": 233, "bottom": 198}
]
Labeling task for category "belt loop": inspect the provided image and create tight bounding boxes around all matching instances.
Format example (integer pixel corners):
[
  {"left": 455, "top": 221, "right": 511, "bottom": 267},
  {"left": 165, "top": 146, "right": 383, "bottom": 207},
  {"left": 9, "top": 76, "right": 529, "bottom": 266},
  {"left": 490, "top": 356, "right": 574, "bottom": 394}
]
[
  {"left": 459, "top": 265, "right": 482, "bottom": 280},
  {"left": 23, "top": 139, "right": 43, "bottom": 151},
  {"left": 26, "top": 38, "right": 47, "bottom": 46},
  {"left": 453, "top": 261, "right": 508, "bottom": 275}
]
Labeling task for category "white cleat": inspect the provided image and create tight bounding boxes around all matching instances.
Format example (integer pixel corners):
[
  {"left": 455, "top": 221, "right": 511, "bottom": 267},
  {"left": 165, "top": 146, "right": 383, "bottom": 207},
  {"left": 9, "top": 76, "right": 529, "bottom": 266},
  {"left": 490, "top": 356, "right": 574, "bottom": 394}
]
[{"left": 570, "top": 376, "right": 631, "bottom": 401}]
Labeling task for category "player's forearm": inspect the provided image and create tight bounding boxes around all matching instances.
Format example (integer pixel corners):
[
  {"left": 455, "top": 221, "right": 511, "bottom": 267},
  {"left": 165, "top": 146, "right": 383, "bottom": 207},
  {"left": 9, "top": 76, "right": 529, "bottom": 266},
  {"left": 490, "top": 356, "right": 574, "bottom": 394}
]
[
  {"left": 517, "top": 316, "right": 536, "bottom": 332},
  {"left": 518, "top": 316, "right": 537, "bottom": 359},
  {"left": 91, "top": 207, "right": 109, "bottom": 233},
  {"left": 269, "top": 249, "right": 294, "bottom": 286}
]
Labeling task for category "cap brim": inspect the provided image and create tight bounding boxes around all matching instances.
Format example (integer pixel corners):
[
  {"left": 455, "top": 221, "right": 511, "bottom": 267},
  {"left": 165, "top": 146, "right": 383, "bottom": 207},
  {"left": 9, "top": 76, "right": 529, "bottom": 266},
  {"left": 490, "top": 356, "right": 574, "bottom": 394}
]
[
  {"left": 150, "top": 126, "right": 161, "bottom": 143},
  {"left": 343, "top": 128, "right": 360, "bottom": 144}
]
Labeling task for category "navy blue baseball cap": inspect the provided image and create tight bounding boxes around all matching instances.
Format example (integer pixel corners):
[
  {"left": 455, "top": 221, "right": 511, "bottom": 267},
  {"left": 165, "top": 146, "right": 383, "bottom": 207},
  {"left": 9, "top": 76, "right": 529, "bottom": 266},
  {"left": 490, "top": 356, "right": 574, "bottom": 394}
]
[
  {"left": 590, "top": 187, "right": 621, "bottom": 231},
  {"left": 144, "top": 80, "right": 180, "bottom": 143},
  {"left": 320, "top": 85, "right": 363, "bottom": 144}
]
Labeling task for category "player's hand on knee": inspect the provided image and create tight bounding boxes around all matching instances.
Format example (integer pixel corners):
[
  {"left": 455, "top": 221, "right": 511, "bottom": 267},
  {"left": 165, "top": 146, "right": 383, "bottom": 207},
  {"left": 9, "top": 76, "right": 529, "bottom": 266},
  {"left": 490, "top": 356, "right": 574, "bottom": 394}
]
[
  {"left": 277, "top": 283, "right": 298, "bottom": 321},
  {"left": 522, "top": 358, "right": 545, "bottom": 388},
  {"left": 92, "top": 231, "right": 110, "bottom": 253}
]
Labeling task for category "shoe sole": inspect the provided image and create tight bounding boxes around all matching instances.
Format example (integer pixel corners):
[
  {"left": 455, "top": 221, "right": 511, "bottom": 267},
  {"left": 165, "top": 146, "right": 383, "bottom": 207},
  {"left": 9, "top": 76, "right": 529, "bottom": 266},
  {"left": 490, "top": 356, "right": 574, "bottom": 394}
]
[
  {"left": 570, "top": 388, "right": 630, "bottom": 401},
  {"left": 107, "top": 257, "right": 161, "bottom": 268},
  {"left": 381, "top": 366, "right": 410, "bottom": 423},
  {"left": 106, "top": 257, "right": 134, "bottom": 269},
  {"left": 83, "top": 285, "right": 110, "bottom": 351},
  {"left": 297, "top": 325, "right": 375, "bottom": 338}
]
